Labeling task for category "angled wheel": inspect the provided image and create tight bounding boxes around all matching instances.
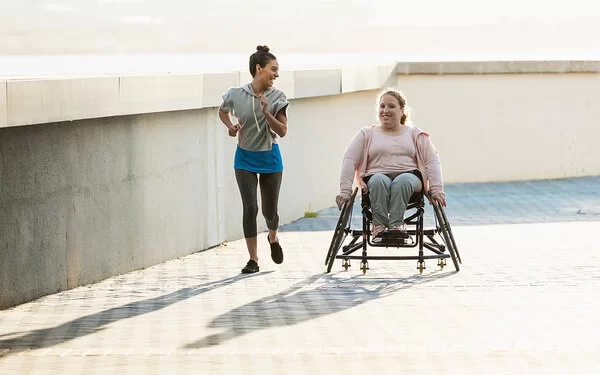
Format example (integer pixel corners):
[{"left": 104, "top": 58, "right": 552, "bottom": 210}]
[
  {"left": 326, "top": 188, "right": 358, "bottom": 272},
  {"left": 439, "top": 204, "right": 462, "bottom": 264},
  {"left": 433, "top": 203, "right": 460, "bottom": 272}
]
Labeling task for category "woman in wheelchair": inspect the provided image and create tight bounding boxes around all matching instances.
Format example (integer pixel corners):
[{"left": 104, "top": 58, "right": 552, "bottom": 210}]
[{"left": 335, "top": 88, "right": 446, "bottom": 243}]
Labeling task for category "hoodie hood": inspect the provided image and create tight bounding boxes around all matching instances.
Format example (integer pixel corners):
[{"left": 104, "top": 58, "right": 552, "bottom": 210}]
[{"left": 241, "top": 83, "right": 277, "bottom": 98}]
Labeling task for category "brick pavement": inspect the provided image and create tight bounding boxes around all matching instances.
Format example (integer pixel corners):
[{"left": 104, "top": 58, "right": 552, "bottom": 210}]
[{"left": 1, "top": 177, "right": 599, "bottom": 374}]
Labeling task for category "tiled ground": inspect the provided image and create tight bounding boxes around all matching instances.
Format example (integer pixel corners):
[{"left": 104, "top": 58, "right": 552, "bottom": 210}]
[
  {"left": 1, "top": 177, "right": 599, "bottom": 374},
  {"left": 282, "top": 175, "right": 600, "bottom": 231}
]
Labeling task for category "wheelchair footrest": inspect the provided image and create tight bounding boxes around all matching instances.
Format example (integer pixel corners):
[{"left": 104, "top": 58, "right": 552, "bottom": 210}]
[
  {"left": 375, "top": 230, "right": 411, "bottom": 246},
  {"left": 380, "top": 230, "right": 409, "bottom": 240}
]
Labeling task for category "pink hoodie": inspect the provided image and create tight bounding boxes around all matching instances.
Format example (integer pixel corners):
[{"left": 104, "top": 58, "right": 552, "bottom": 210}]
[{"left": 340, "top": 125, "right": 445, "bottom": 200}]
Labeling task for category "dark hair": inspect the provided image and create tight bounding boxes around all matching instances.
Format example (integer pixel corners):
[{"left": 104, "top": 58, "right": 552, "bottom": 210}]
[
  {"left": 377, "top": 88, "right": 409, "bottom": 125},
  {"left": 249, "top": 45, "right": 277, "bottom": 77}
]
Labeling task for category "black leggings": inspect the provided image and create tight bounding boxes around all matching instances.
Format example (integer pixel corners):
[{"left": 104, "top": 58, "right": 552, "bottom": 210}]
[{"left": 235, "top": 169, "right": 283, "bottom": 238}]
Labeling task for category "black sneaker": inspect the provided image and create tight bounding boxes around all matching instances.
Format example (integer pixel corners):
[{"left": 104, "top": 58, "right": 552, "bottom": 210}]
[
  {"left": 241, "top": 259, "right": 259, "bottom": 274},
  {"left": 268, "top": 235, "right": 284, "bottom": 264}
]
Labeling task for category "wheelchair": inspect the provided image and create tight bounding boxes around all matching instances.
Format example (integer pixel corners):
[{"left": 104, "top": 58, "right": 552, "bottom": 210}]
[{"left": 325, "top": 179, "right": 462, "bottom": 275}]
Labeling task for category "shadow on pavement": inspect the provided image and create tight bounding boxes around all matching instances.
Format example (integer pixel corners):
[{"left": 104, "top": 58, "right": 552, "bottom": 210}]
[
  {"left": 184, "top": 270, "right": 454, "bottom": 349},
  {"left": 0, "top": 272, "right": 272, "bottom": 356}
]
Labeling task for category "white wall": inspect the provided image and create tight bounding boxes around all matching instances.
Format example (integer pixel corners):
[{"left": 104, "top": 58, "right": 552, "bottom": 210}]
[{"left": 396, "top": 73, "right": 600, "bottom": 182}]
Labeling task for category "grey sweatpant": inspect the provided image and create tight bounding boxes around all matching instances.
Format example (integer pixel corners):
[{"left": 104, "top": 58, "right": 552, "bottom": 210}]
[
  {"left": 235, "top": 169, "right": 283, "bottom": 238},
  {"left": 367, "top": 172, "right": 422, "bottom": 228}
]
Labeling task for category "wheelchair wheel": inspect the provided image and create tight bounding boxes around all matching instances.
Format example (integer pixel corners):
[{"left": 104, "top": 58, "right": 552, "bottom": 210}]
[
  {"left": 433, "top": 204, "right": 460, "bottom": 272},
  {"left": 439, "top": 204, "right": 462, "bottom": 264},
  {"left": 325, "top": 188, "right": 358, "bottom": 272}
]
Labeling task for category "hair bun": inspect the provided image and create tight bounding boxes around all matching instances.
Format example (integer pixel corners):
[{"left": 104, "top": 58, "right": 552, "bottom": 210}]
[{"left": 256, "top": 45, "right": 270, "bottom": 53}]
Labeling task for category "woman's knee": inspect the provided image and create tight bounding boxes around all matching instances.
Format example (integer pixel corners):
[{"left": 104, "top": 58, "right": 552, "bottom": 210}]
[
  {"left": 368, "top": 173, "right": 391, "bottom": 189},
  {"left": 243, "top": 203, "right": 259, "bottom": 217},
  {"left": 262, "top": 205, "right": 278, "bottom": 221},
  {"left": 392, "top": 173, "right": 422, "bottom": 192}
]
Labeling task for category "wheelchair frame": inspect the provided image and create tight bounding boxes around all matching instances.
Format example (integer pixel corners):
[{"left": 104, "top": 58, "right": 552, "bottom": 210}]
[{"left": 325, "top": 187, "right": 462, "bottom": 274}]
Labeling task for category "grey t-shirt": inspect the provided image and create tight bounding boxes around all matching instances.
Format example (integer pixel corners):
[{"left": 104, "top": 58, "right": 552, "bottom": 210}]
[{"left": 221, "top": 83, "right": 289, "bottom": 152}]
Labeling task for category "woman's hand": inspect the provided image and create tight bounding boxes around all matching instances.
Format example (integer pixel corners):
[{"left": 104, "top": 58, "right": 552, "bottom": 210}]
[
  {"left": 228, "top": 124, "right": 241, "bottom": 137},
  {"left": 335, "top": 193, "right": 351, "bottom": 210},
  {"left": 431, "top": 192, "right": 447, "bottom": 207},
  {"left": 259, "top": 95, "right": 269, "bottom": 114}
]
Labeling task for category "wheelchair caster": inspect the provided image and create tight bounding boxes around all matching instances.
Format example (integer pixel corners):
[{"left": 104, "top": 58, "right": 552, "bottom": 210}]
[
  {"left": 417, "top": 262, "right": 425, "bottom": 274},
  {"left": 438, "top": 258, "right": 446, "bottom": 270},
  {"left": 342, "top": 259, "right": 350, "bottom": 271},
  {"left": 361, "top": 262, "right": 369, "bottom": 275}
]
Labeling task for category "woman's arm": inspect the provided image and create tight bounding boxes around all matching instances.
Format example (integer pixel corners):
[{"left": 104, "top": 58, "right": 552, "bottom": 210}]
[
  {"left": 417, "top": 134, "right": 446, "bottom": 207},
  {"left": 266, "top": 110, "right": 287, "bottom": 138},
  {"left": 336, "top": 131, "right": 365, "bottom": 208},
  {"left": 218, "top": 107, "right": 234, "bottom": 128},
  {"left": 260, "top": 96, "right": 287, "bottom": 137},
  {"left": 218, "top": 107, "right": 241, "bottom": 137}
]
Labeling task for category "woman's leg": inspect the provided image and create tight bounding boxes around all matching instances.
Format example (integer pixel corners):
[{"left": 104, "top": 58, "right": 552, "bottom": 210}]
[
  {"left": 389, "top": 173, "right": 422, "bottom": 228},
  {"left": 235, "top": 169, "right": 259, "bottom": 261},
  {"left": 259, "top": 171, "right": 283, "bottom": 242},
  {"left": 367, "top": 173, "right": 392, "bottom": 228}
]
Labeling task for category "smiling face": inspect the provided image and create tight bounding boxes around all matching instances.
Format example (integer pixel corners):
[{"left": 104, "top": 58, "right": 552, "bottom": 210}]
[
  {"left": 378, "top": 93, "right": 404, "bottom": 129},
  {"left": 255, "top": 59, "right": 279, "bottom": 88}
]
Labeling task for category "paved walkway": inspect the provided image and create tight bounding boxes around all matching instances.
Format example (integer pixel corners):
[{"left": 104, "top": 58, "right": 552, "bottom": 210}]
[{"left": 1, "top": 177, "right": 599, "bottom": 374}]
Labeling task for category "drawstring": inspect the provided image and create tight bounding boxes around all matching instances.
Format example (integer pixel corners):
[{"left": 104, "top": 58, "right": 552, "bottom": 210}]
[{"left": 251, "top": 96, "right": 260, "bottom": 131}]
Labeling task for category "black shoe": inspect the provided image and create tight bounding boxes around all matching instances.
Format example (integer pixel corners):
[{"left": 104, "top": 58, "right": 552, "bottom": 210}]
[
  {"left": 268, "top": 235, "right": 284, "bottom": 264},
  {"left": 241, "top": 259, "right": 259, "bottom": 274}
]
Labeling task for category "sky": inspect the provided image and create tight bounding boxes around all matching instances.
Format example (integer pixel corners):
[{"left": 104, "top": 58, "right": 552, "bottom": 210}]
[
  {"left": 364, "top": 0, "right": 597, "bottom": 26},
  {"left": 0, "top": 0, "right": 598, "bottom": 65},
  {"left": 1, "top": 0, "right": 598, "bottom": 27}
]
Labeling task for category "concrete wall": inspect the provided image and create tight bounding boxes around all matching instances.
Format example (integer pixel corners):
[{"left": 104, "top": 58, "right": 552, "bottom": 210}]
[
  {"left": 0, "top": 109, "right": 235, "bottom": 307},
  {"left": 2, "top": 60, "right": 600, "bottom": 308}
]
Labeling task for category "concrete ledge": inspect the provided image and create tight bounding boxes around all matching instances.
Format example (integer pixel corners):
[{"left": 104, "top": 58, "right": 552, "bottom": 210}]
[
  {"left": 0, "top": 81, "right": 6, "bottom": 127},
  {"left": 342, "top": 64, "right": 396, "bottom": 93},
  {"left": 293, "top": 68, "right": 342, "bottom": 98},
  {"left": 7, "top": 77, "right": 120, "bottom": 126},
  {"left": 2, "top": 60, "right": 600, "bottom": 128},
  {"left": 396, "top": 60, "right": 600, "bottom": 75},
  {"left": 119, "top": 74, "right": 204, "bottom": 115}
]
